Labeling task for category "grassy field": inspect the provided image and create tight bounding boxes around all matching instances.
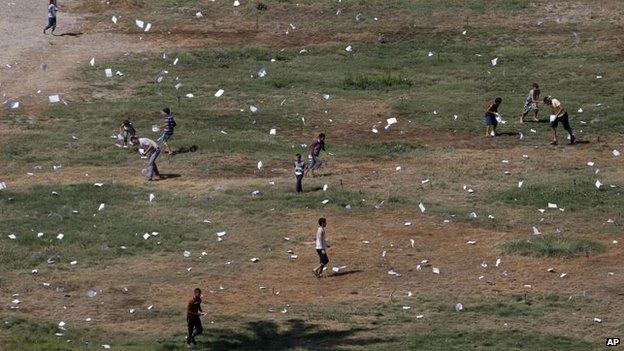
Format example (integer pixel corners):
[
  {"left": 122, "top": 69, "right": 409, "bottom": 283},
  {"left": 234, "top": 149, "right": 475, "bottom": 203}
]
[{"left": 2, "top": 0, "right": 624, "bottom": 350}]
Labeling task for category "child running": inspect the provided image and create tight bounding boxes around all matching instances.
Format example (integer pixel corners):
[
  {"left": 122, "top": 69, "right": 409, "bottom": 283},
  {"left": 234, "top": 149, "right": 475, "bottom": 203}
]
[
  {"left": 484, "top": 97, "right": 502, "bottom": 137},
  {"left": 544, "top": 96, "right": 576, "bottom": 145},
  {"left": 294, "top": 154, "right": 307, "bottom": 194},
  {"left": 306, "top": 133, "right": 326, "bottom": 177},
  {"left": 43, "top": 0, "right": 58, "bottom": 34},
  {"left": 157, "top": 107, "right": 177, "bottom": 155},
  {"left": 313, "top": 217, "right": 330, "bottom": 278},
  {"left": 521, "top": 83, "right": 541, "bottom": 123},
  {"left": 130, "top": 136, "right": 162, "bottom": 181}
]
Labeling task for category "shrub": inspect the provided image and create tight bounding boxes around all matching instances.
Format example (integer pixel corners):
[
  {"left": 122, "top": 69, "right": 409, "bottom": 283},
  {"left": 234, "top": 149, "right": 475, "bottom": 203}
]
[{"left": 501, "top": 235, "right": 605, "bottom": 258}]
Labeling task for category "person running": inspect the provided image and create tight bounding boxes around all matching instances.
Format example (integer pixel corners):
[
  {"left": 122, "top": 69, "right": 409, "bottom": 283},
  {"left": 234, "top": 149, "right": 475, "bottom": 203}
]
[
  {"left": 186, "top": 288, "right": 204, "bottom": 348},
  {"left": 544, "top": 96, "right": 576, "bottom": 145},
  {"left": 294, "top": 153, "right": 307, "bottom": 194},
  {"left": 313, "top": 217, "right": 330, "bottom": 278},
  {"left": 157, "top": 107, "right": 177, "bottom": 155},
  {"left": 43, "top": 0, "right": 58, "bottom": 34},
  {"left": 306, "top": 133, "right": 325, "bottom": 177},
  {"left": 484, "top": 97, "right": 502, "bottom": 137},
  {"left": 521, "top": 83, "right": 541, "bottom": 123},
  {"left": 130, "top": 136, "right": 162, "bottom": 181},
  {"left": 119, "top": 119, "right": 136, "bottom": 148}
]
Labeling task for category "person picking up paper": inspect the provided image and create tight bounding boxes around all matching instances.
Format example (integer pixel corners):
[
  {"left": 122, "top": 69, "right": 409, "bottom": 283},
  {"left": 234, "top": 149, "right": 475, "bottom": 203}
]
[
  {"left": 544, "top": 96, "right": 576, "bottom": 145},
  {"left": 131, "top": 136, "right": 163, "bottom": 181}
]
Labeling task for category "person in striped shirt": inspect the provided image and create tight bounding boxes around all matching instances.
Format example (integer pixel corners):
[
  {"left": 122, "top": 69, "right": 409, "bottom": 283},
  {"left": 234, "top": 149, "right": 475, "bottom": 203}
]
[
  {"left": 157, "top": 107, "right": 177, "bottom": 155},
  {"left": 521, "top": 83, "right": 541, "bottom": 123}
]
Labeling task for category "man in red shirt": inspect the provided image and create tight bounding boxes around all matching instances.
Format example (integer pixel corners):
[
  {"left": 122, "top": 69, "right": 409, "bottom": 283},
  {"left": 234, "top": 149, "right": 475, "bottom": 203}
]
[{"left": 186, "top": 288, "right": 204, "bottom": 347}]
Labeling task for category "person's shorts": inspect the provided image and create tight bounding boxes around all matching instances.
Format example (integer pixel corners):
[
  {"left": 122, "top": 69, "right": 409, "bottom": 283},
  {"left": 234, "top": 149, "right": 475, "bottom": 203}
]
[
  {"left": 484, "top": 115, "right": 498, "bottom": 126},
  {"left": 47, "top": 17, "right": 56, "bottom": 28},
  {"left": 316, "top": 249, "right": 329, "bottom": 265},
  {"left": 309, "top": 155, "right": 323, "bottom": 170},
  {"left": 523, "top": 102, "right": 538, "bottom": 115},
  {"left": 550, "top": 113, "right": 569, "bottom": 128},
  {"left": 158, "top": 133, "right": 173, "bottom": 143}
]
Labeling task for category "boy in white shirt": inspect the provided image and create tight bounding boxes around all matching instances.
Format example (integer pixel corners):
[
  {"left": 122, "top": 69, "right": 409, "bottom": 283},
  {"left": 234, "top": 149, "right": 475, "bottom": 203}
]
[{"left": 313, "top": 218, "right": 330, "bottom": 278}]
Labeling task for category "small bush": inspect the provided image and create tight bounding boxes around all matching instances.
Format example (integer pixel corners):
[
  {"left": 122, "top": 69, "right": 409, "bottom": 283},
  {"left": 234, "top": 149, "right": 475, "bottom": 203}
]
[
  {"left": 341, "top": 73, "right": 412, "bottom": 90},
  {"left": 267, "top": 75, "right": 295, "bottom": 88},
  {"left": 502, "top": 235, "right": 605, "bottom": 258}
]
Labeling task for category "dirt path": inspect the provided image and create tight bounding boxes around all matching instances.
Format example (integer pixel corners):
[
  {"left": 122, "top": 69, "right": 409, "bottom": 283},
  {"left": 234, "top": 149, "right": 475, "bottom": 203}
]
[{"left": 0, "top": 0, "right": 141, "bottom": 105}]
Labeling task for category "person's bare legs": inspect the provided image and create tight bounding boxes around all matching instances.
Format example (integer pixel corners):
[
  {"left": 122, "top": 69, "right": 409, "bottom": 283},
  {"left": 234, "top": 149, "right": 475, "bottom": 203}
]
[
  {"left": 532, "top": 110, "right": 539, "bottom": 122},
  {"left": 551, "top": 127, "right": 558, "bottom": 145},
  {"left": 313, "top": 264, "right": 325, "bottom": 277},
  {"left": 164, "top": 142, "right": 173, "bottom": 155},
  {"left": 485, "top": 126, "right": 490, "bottom": 137}
]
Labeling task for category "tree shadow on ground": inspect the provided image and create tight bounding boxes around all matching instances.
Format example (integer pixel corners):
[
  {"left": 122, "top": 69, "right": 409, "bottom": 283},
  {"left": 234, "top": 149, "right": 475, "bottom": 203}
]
[
  {"left": 53, "top": 32, "right": 83, "bottom": 37},
  {"left": 329, "top": 269, "right": 363, "bottom": 278},
  {"left": 158, "top": 173, "right": 181, "bottom": 180},
  {"left": 204, "top": 319, "right": 393, "bottom": 351}
]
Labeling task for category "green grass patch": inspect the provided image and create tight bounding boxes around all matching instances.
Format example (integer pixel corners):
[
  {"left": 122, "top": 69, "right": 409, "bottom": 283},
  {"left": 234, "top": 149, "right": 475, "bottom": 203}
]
[
  {"left": 341, "top": 73, "right": 413, "bottom": 90},
  {"left": 0, "top": 183, "right": 210, "bottom": 269},
  {"left": 339, "top": 141, "right": 424, "bottom": 160},
  {"left": 398, "top": 329, "right": 593, "bottom": 351},
  {"left": 495, "top": 180, "right": 624, "bottom": 213},
  {"left": 501, "top": 235, "right": 605, "bottom": 258}
]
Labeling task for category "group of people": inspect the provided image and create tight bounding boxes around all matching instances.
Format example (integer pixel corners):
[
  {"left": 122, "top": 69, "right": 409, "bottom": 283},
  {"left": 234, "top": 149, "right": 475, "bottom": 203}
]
[
  {"left": 484, "top": 83, "right": 576, "bottom": 145},
  {"left": 119, "top": 108, "right": 177, "bottom": 181}
]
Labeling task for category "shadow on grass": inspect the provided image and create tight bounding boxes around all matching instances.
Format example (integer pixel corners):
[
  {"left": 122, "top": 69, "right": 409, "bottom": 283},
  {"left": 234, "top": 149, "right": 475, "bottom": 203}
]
[
  {"left": 205, "top": 319, "right": 392, "bottom": 351},
  {"left": 330, "top": 269, "right": 363, "bottom": 278},
  {"left": 522, "top": 119, "right": 549, "bottom": 123},
  {"left": 173, "top": 145, "right": 199, "bottom": 155},
  {"left": 52, "top": 32, "right": 84, "bottom": 37},
  {"left": 159, "top": 173, "right": 182, "bottom": 179}
]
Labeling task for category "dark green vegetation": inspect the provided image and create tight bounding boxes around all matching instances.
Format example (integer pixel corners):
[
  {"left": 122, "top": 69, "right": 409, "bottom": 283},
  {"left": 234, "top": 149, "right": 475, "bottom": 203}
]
[{"left": 502, "top": 235, "right": 605, "bottom": 258}]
